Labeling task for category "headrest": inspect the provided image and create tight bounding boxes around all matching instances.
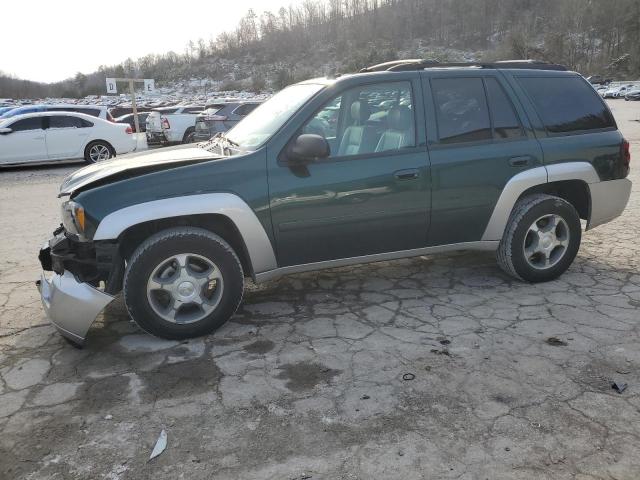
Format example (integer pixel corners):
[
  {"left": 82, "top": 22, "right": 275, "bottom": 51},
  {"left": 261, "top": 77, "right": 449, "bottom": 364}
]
[
  {"left": 387, "top": 106, "right": 412, "bottom": 131},
  {"left": 350, "top": 101, "right": 371, "bottom": 124}
]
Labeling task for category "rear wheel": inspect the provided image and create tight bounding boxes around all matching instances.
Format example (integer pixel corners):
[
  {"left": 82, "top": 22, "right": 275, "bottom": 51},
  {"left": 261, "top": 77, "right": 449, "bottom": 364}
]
[
  {"left": 84, "top": 141, "right": 113, "bottom": 163},
  {"left": 182, "top": 128, "right": 196, "bottom": 144},
  {"left": 123, "top": 227, "right": 244, "bottom": 339},
  {"left": 497, "top": 194, "right": 581, "bottom": 282}
]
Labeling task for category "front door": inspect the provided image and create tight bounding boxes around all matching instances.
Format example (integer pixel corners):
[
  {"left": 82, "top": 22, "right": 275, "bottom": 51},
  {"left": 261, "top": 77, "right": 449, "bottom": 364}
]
[
  {"left": 421, "top": 71, "right": 545, "bottom": 245},
  {"left": 0, "top": 117, "right": 47, "bottom": 164},
  {"left": 268, "top": 79, "right": 431, "bottom": 267}
]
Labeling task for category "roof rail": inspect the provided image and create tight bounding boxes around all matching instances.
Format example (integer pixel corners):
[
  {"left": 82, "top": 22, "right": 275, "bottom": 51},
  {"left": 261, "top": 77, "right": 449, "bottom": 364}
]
[{"left": 360, "top": 59, "right": 568, "bottom": 73}]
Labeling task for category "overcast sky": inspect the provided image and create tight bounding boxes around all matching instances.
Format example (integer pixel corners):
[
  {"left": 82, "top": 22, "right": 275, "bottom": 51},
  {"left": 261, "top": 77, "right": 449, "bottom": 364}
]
[{"left": 4, "top": 0, "right": 298, "bottom": 83}]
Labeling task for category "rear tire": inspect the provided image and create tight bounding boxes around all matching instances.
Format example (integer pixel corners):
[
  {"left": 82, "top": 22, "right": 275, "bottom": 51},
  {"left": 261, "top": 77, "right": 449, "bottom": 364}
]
[
  {"left": 182, "top": 128, "right": 196, "bottom": 144},
  {"left": 84, "top": 141, "right": 114, "bottom": 163},
  {"left": 497, "top": 194, "right": 581, "bottom": 283},
  {"left": 123, "top": 227, "right": 244, "bottom": 340}
]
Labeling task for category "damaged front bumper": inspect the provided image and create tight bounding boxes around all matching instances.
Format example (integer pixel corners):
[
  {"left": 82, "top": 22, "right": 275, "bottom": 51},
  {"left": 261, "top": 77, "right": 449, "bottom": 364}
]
[
  {"left": 37, "top": 232, "right": 120, "bottom": 344},
  {"left": 37, "top": 271, "right": 114, "bottom": 344}
]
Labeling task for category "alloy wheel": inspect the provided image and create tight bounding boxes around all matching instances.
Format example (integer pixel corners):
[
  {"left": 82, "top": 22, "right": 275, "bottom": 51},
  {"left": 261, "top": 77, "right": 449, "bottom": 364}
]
[
  {"left": 523, "top": 214, "right": 570, "bottom": 270},
  {"left": 146, "top": 253, "right": 224, "bottom": 324}
]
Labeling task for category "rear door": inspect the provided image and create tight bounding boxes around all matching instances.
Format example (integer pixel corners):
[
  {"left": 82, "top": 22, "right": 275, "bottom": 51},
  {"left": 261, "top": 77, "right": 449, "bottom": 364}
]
[
  {"left": 421, "top": 69, "right": 544, "bottom": 245},
  {"left": 0, "top": 117, "right": 47, "bottom": 164},
  {"left": 45, "top": 115, "right": 90, "bottom": 159}
]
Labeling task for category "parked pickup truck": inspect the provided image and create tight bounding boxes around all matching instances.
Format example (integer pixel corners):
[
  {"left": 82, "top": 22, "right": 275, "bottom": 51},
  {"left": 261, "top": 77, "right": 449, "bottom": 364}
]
[
  {"left": 146, "top": 105, "right": 204, "bottom": 145},
  {"left": 38, "top": 60, "right": 632, "bottom": 345}
]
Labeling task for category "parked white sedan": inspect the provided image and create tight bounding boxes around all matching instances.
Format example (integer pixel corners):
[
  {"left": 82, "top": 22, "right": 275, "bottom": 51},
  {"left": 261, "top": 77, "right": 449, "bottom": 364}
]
[{"left": 0, "top": 112, "right": 136, "bottom": 166}]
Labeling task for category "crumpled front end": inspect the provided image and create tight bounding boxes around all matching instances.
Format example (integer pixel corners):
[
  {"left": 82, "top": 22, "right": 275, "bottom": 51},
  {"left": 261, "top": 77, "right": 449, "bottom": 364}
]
[
  {"left": 37, "top": 231, "right": 120, "bottom": 345},
  {"left": 37, "top": 271, "right": 114, "bottom": 344}
]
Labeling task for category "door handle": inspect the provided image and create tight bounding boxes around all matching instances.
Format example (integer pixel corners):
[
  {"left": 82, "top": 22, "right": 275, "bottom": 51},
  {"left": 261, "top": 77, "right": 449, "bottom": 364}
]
[
  {"left": 509, "top": 156, "right": 532, "bottom": 167},
  {"left": 394, "top": 168, "right": 420, "bottom": 181}
]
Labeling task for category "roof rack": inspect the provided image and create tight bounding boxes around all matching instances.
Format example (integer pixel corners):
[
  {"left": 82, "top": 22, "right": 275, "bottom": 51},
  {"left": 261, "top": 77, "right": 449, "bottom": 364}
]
[{"left": 360, "top": 59, "right": 568, "bottom": 73}]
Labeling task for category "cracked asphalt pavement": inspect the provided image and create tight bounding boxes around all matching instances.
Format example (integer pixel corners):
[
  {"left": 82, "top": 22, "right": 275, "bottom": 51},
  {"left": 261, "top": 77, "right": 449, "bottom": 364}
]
[{"left": 1, "top": 101, "right": 639, "bottom": 479}]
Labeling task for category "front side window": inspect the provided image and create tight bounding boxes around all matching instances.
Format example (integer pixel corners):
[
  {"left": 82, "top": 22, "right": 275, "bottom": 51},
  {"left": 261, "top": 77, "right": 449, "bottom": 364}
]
[
  {"left": 300, "top": 81, "right": 416, "bottom": 158},
  {"left": 517, "top": 76, "right": 615, "bottom": 134},
  {"left": 9, "top": 117, "right": 42, "bottom": 131},
  {"left": 432, "top": 78, "right": 492, "bottom": 144},
  {"left": 226, "top": 83, "right": 324, "bottom": 149}
]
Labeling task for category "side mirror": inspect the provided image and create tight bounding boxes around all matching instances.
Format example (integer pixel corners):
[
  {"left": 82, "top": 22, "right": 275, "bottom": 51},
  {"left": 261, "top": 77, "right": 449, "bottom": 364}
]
[
  {"left": 0, "top": 127, "right": 12, "bottom": 135},
  {"left": 287, "top": 134, "right": 330, "bottom": 164}
]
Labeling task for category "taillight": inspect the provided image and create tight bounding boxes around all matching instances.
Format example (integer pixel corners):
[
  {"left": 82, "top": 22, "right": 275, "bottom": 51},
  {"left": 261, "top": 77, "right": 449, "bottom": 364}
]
[
  {"left": 125, "top": 126, "right": 133, "bottom": 134},
  {"left": 622, "top": 139, "right": 631, "bottom": 169},
  {"left": 161, "top": 117, "right": 170, "bottom": 129}
]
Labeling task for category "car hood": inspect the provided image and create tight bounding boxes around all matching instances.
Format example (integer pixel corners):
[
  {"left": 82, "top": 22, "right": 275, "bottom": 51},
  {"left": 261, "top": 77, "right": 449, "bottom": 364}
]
[{"left": 59, "top": 144, "right": 219, "bottom": 196}]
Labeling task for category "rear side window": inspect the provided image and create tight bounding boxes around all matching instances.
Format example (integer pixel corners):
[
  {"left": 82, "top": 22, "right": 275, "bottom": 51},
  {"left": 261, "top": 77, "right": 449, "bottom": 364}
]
[
  {"left": 49, "top": 115, "right": 85, "bottom": 128},
  {"left": 432, "top": 78, "right": 492, "bottom": 144},
  {"left": 485, "top": 78, "right": 524, "bottom": 139},
  {"left": 518, "top": 76, "right": 615, "bottom": 134},
  {"left": 183, "top": 107, "right": 204, "bottom": 113},
  {"left": 234, "top": 103, "right": 259, "bottom": 116},
  {"left": 10, "top": 117, "right": 42, "bottom": 131}
]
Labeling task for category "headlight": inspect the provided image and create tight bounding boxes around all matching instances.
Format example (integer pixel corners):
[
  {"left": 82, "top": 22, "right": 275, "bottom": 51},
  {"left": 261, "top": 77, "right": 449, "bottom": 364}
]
[{"left": 61, "top": 201, "right": 87, "bottom": 240}]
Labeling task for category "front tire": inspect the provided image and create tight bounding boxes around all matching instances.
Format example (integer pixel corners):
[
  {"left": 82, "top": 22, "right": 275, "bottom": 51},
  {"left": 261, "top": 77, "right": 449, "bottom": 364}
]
[
  {"left": 497, "top": 194, "right": 581, "bottom": 282},
  {"left": 123, "top": 227, "right": 244, "bottom": 339}
]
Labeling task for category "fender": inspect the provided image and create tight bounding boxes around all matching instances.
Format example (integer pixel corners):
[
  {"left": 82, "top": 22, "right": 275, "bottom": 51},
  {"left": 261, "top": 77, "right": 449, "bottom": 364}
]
[
  {"left": 481, "top": 162, "right": 600, "bottom": 241},
  {"left": 93, "top": 193, "right": 278, "bottom": 274}
]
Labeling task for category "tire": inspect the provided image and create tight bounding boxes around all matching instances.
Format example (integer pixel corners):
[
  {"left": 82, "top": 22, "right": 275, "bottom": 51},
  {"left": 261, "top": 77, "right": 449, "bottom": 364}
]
[
  {"left": 84, "top": 141, "right": 114, "bottom": 163},
  {"left": 123, "top": 227, "right": 244, "bottom": 340},
  {"left": 497, "top": 194, "right": 581, "bottom": 283},
  {"left": 182, "top": 128, "right": 196, "bottom": 144}
]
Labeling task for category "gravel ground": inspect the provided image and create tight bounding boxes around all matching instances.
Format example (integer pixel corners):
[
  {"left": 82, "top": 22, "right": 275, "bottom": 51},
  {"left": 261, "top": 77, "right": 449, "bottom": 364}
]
[{"left": 0, "top": 100, "right": 639, "bottom": 480}]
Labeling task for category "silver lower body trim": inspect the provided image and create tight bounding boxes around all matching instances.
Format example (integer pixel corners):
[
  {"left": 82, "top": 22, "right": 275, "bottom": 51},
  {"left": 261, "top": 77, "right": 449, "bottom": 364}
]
[
  {"left": 254, "top": 241, "right": 499, "bottom": 283},
  {"left": 38, "top": 271, "right": 115, "bottom": 344},
  {"left": 587, "top": 178, "right": 632, "bottom": 230}
]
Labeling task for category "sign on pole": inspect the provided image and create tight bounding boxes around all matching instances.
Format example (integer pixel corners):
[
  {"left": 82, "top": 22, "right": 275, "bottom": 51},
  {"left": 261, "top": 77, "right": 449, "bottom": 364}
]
[
  {"left": 105, "top": 78, "right": 117, "bottom": 94},
  {"left": 143, "top": 79, "right": 155, "bottom": 93}
]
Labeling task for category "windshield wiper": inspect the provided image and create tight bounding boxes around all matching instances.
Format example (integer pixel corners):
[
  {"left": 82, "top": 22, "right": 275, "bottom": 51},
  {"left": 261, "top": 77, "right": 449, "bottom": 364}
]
[
  {"left": 221, "top": 133, "right": 239, "bottom": 147},
  {"left": 198, "top": 132, "right": 239, "bottom": 155}
]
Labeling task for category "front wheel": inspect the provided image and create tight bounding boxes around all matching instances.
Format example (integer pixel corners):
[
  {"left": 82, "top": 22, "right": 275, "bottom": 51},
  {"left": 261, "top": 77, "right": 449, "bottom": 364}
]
[
  {"left": 123, "top": 227, "right": 244, "bottom": 339},
  {"left": 497, "top": 194, "right": 581, "bottom": 282}
]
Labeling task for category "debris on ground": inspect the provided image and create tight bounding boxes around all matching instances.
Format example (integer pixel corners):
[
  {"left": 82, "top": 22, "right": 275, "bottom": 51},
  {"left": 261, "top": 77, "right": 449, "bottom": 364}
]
[
  {"left": 545, "top": 337, "right": 568, "bottom": 347},
  {"left": 430, "top": 348, "right": 450, "bottom": 356},
  {"left": 612, "top": 381, "right": 628, "bottom": 394},
  {"left": 438, "top": 337, "right": 451, "bottom": 345},
  {"left": 616, "top": 368, "right": 631, "bottom": 375},
  {"left": 361, "top": 394, "right": 370, "bottom": 400},
  {"left": 149, "top": 429, "right": 167, "bottom": 461},
  {"left": 402, "top": 373, "right": 415, "bottom": 381}
]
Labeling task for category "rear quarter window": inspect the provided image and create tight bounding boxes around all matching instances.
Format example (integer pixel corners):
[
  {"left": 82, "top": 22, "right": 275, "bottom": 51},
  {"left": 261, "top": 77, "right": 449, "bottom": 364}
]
[{"left": 517, "top": 76, "right": 615, "bottom": 134}]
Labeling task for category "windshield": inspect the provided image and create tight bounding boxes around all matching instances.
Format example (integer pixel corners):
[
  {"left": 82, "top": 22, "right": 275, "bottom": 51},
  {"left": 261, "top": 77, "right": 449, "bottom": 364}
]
[{"left": 225, "top": 83, "right": 324, "bottom": 149}]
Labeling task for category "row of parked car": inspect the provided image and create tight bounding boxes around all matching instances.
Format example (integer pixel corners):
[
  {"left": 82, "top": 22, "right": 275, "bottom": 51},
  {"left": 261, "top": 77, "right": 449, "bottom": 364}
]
[
  {"left": 596, "top": 84, "right": 640, "bottom": 100},
  {"left": 0, "top": 99, "right": 264, "bottom": 166},
  {"left": 143, "top": 100, "right": 262, "bottom": 145}
]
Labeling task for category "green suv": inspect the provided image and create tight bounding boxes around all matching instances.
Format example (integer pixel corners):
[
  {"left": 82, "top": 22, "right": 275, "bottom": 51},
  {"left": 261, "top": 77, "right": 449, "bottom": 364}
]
[{"left": 38, "top": 60, "right": 632, "bottom": 344}]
